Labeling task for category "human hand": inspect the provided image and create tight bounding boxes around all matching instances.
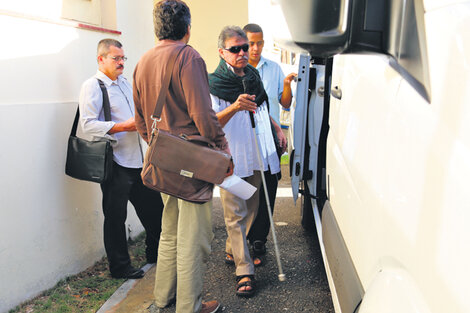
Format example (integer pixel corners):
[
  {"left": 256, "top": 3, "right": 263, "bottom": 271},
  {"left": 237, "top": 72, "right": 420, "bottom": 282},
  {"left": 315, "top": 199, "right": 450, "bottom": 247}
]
[
  {"left": 284, "top": 73, "right": 297, "bottom": 86},
  {"left": 277, "top": 128, "right": 287, "bottom": 154},
  {"left": 108, "top": 117, "right": 136, "bottom": 134},
  {"left": 233, "top": 94, "right": 257, "bottom": 113},
  {"left": 123, "top": 117, "right": 137, "bottom": 132},
  {"left": 225, "top": 159, "right": 234, "bottom": 177}
]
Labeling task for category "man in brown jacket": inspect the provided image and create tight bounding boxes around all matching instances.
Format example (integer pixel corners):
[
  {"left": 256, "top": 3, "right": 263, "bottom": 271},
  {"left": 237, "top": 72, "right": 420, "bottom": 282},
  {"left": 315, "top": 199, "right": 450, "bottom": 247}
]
[{"left": 133, "top": 1, "right": 231, "bottom": 313}]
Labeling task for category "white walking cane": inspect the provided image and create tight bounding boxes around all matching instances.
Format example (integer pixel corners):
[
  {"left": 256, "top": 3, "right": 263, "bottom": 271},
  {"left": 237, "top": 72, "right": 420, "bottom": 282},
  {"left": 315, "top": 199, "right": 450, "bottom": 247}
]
[{"left": 243, "top": 80, "right": 286, "bottom": 282}]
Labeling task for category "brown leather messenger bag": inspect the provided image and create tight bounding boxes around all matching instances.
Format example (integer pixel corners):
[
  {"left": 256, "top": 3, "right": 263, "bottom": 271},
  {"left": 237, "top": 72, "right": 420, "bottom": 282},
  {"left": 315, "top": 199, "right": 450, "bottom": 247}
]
[{"left": 141, "top": 45, "right": 231, "bottom": 203}]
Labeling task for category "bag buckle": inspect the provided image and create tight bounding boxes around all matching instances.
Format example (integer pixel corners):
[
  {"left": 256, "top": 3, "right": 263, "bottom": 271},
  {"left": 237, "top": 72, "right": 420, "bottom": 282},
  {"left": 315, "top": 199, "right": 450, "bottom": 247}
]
[{"left": 151, "top": 115, "right": 162, "bottom": 133}]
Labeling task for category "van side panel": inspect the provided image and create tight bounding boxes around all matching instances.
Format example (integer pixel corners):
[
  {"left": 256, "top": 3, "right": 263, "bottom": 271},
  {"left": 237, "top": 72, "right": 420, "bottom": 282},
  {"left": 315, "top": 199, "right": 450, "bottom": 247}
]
[
  {"left": 358, "top": 267, "right": 431, "bottom": 313},
  {"left": 380, "top": 4, "right": 470, "bottom": 312},
  {"left": 322, "top": 200, "right": 363, "bottom": 313},
  {"left": 326, "top": 3, "right": 470, "bottom": 312},
  {"left": 327, "top": 53, "right": 401, "bottom": 289}
]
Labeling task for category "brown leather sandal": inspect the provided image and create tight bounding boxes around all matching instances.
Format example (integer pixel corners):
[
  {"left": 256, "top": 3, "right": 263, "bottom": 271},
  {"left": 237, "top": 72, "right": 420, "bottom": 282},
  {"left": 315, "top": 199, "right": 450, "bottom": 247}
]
[{"left": 236, "top": 275, "right": 255, "bottom": 297}]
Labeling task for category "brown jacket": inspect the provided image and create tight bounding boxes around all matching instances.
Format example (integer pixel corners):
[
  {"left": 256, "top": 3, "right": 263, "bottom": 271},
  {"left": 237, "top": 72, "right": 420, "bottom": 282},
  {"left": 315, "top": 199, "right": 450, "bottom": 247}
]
[{"left": 133, "top": 41, "right": 229, "bottom": 154}]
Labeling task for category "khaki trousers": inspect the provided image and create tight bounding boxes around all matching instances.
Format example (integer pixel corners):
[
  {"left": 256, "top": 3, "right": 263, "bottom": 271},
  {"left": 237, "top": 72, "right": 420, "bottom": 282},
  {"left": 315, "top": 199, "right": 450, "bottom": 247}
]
[
  {"left": 220, "top": 171, "right": 262, "bottom": 276},
  {"left": 154, "top": 194, "right": 213, "bottom": 313}
]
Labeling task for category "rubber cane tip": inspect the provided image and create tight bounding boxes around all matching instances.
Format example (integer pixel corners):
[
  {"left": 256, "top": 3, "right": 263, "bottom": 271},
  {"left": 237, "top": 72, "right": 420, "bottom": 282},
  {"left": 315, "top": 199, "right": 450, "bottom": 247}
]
[{"left": 278, "top": 274, "right": 286, "bottom": 282}]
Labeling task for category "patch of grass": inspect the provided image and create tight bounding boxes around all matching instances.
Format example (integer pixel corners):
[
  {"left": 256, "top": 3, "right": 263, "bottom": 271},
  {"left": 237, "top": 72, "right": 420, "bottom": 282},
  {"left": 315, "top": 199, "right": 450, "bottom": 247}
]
[
  {"left": 281, "top": 153, "right": 289, "bottom": 165},
  {"left": 9, "top": 233, "right": 147, "bottom": 313}
]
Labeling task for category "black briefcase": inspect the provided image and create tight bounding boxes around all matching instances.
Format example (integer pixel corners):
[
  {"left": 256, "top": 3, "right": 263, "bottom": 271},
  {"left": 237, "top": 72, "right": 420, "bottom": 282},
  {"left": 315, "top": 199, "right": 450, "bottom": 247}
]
[
  {"left": 65, "top": 79, "right": 113, "bottom": 183},
  {"left": 65, "top": 134, "right": 113, "bottom": 183}
]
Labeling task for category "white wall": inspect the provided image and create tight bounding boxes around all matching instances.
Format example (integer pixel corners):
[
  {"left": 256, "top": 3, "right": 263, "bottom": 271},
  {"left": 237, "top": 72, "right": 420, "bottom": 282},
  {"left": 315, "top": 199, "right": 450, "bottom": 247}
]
[
  {"left": 248, "top": 0, "right": 275, "bottom": 57},
  {"left": 184, "top": 0, "right": 248, "bottom": 73},
  {"left": 0, "top": 1, "right": 155, "bottom": 312}
]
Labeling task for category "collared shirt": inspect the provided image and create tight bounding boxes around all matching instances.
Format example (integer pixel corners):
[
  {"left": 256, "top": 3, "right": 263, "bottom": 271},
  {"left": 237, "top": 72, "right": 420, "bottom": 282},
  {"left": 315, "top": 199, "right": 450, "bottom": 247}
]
[
  {"left": 211, "top": 94, "right": 280, "bottom": 178},
  {"left": 255, "top": 56, "right": 286, "bottom": 126},
  {"left": 78, "top": 70, "right": 144, "bottom": 168}
]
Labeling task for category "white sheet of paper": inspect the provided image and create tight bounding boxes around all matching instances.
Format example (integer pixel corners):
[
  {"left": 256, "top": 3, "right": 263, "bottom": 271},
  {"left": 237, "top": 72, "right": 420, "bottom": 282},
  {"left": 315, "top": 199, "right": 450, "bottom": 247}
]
[{"left": 217, "top": 175, "right": 257, "bottom": 200}]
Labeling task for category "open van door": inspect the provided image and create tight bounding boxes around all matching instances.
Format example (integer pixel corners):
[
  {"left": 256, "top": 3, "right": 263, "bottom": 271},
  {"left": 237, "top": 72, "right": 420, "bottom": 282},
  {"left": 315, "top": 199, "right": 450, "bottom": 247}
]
[
  {"left": 290, "top": 54, "right": 311, "bottom": 203},
  {"left": 291, "top": 55, "right": 329, "bottom": 230}
]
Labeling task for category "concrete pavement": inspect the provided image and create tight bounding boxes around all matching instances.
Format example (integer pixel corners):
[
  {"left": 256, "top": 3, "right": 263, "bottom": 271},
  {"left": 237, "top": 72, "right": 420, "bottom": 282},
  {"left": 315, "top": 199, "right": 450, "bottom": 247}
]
[
  {"left": 98, "top": 165, "right": 333, "bottom": 313},
  {"left": 96, "top": 263, "right": 156, "bottom": 313}
]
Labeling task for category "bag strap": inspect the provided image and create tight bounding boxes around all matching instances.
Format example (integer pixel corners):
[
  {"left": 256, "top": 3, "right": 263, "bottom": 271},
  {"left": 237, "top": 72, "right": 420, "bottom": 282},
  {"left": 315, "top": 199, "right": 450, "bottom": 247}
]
[
  {"left": 70, "top": 108, "right": 80, "bottom": 137},
  {"left": 148, "top": 44, "right": 218, "bottom": 148},
  {"left": 97, "top": 79, "right": 112, "bottom": 122},
  {"left": 150, "top": 44, "right": 187, "bottom": 129},
  {"left": 70, "top": 79, "right": 112, "bottom": 136}
]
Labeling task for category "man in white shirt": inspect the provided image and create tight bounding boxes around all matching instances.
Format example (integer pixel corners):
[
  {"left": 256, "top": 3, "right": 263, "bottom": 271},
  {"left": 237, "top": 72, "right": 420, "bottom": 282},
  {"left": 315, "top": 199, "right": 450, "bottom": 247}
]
[
  {"left": 243, "top": 24, "right": 296, "bottom": 127},
  {"left": 243, "top": 23, "right": 296, "bottom": 259},
  {"left": 79, "top": 39, "right": 163, "bottom": 279},
  {"left": 208, "top": 26, "right": 285, "bottom": 298}
]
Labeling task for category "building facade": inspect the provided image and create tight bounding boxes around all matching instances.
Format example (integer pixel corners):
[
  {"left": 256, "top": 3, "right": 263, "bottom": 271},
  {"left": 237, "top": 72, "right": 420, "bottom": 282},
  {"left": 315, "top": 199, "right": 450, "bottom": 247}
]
[{"left": 0, "top": 0, "right": 249, "bottom": 311}]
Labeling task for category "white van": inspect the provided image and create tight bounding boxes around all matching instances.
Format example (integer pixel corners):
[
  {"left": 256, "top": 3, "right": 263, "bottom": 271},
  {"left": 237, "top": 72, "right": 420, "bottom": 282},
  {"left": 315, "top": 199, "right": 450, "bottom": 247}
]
[{"left": 270, "top": 1, "right": 470, "bottom": 312}]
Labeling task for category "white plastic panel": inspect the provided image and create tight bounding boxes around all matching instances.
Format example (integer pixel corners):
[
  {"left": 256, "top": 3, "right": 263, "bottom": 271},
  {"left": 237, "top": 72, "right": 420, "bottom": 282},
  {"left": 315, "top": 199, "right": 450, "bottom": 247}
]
[
  {"left": 305, "top": 64, "right": 325, "bottom": 197},
  {"left": 291, "top": 54, "right": 311, "bottom": 202}
]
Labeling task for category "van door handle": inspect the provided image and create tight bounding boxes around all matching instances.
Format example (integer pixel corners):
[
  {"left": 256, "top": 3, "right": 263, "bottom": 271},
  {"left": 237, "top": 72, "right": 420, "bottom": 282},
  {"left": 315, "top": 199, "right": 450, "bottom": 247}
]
[{"left": 331, "top": 86, "right": 342, "bottom": 100}]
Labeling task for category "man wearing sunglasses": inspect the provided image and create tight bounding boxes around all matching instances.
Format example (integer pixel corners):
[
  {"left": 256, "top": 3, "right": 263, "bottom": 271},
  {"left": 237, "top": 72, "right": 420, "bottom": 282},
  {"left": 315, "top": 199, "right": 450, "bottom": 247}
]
[
  {"left": 78, "top": 38, "right": 163, "bottom": 280},
  {"left": 208, "top": 26, "right": 283, "bottom": 298},
  {"left": 242, "top": 23, "right": 297, "bottom": 265}
]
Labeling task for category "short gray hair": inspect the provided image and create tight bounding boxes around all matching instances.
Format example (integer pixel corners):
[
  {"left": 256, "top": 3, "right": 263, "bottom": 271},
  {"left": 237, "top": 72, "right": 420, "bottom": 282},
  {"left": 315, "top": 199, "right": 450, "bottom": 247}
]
[
  {"left": 218, "top": 26, "right": 247, "bottom": 49},
  {"left": 97, "top": 38, "right": 122, "bottom": 57}
]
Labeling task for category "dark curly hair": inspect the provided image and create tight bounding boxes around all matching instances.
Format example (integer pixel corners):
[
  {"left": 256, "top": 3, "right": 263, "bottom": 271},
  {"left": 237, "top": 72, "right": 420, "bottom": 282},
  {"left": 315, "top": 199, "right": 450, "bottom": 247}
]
[{"left": 154, "top": 0, "right": 191, "bottom": 40}]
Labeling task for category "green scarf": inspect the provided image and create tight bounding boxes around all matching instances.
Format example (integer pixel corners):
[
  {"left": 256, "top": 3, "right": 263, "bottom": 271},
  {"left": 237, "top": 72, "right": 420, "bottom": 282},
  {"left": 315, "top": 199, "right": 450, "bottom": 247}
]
[{"left": 208, "top": 58, "right": 268, "bottom": 106}]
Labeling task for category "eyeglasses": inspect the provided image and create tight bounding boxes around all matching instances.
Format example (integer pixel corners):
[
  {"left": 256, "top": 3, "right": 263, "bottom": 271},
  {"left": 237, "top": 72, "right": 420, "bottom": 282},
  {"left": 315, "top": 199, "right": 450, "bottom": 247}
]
[
  {"left": 107, "top": 56, "right": 128, "bottom": 62},
  {"left": 223, "top": 44, "right": 249, "bottom": 54}
]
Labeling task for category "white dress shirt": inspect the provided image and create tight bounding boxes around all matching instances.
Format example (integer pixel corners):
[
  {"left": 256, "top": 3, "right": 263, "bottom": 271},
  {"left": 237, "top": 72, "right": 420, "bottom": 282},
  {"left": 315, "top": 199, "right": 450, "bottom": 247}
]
[
  {"left": 210, "top": 94, "right": 280, "bottom": 178},
  {"left": 78, "top": 70, "right": 144, "bottom": 168},
  {"left": 255, "top": 56, "right": 286, "bottom": 126}
]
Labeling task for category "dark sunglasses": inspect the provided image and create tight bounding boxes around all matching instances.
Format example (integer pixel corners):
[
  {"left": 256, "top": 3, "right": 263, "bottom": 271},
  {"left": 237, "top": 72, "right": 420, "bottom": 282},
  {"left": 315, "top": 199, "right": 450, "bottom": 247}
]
[{"left": 223, "top": 44, "right": 249, "bottom": 54}]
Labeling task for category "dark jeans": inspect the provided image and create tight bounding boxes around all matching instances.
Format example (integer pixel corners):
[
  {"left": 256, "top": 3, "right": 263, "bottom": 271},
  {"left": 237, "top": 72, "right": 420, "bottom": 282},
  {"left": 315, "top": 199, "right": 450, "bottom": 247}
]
[
  {"left": 247, "top": 170, "right": 278, "bottom": 246},
  {"left": 101, "top": 162, "right": 163, "bottom": 275}
]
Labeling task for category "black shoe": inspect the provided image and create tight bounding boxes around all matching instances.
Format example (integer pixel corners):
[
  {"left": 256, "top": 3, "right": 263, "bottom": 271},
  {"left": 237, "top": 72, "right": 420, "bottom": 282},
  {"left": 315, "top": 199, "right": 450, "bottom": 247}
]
[
  {"left": 252, "top": 240, "right": 266, "bottom": 256},
  {"left": 111, "top": 266, "right": 144, "bottom": 279}
]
